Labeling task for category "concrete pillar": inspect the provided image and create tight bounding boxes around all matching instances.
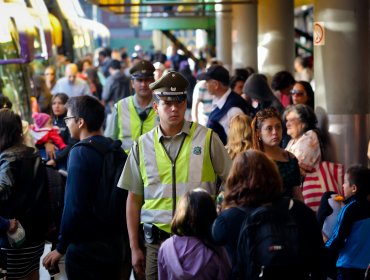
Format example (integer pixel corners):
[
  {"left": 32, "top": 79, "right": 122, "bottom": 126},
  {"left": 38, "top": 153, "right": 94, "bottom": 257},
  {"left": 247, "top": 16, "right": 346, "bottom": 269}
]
[
  {"left": 257, "top": 0, "right": 295, "bottom": 78},
  {"left": 314, "top": 0, "right": 369, "bottom": 167},
  {"left": 232, "top": 2, "right": 258, "bottom": 71},
  {"left": 216, "top": 3, "right": 232, "bottom": 70}
]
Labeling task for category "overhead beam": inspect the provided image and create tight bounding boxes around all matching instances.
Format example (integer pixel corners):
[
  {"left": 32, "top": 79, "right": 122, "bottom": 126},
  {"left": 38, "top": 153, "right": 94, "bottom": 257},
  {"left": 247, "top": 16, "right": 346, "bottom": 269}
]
[{"left": 98, "top": 0, "right": 256, "bottom": 7}]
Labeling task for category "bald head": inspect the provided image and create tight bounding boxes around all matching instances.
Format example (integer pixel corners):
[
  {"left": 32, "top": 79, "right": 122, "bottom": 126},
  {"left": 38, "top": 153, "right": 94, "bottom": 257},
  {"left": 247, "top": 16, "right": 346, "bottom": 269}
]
[{"left": 65, "top": 63, "right": 78, "bottom": 84}]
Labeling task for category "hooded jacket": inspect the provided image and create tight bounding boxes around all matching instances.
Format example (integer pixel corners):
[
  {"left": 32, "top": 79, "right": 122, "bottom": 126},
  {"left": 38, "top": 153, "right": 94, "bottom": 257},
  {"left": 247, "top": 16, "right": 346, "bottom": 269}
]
[{"left": 158, "top": 235, "right": 231, "bottom": 280}]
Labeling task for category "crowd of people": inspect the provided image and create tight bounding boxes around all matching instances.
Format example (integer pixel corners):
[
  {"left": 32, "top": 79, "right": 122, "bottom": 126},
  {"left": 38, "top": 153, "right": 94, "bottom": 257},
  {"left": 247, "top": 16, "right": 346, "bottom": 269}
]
[{"left": 0, "top": 46, "right": 369, "bottom": 280}]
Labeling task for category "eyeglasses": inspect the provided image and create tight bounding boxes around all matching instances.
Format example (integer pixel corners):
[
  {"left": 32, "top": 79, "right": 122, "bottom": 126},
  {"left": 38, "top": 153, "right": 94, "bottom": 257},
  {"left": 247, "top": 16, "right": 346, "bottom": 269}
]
[
  {"left": 290, "top": 89, "right": 305, "bottom": 97},
  {"left": 64, "top": 116, "right": 76, "bottom": 123}
]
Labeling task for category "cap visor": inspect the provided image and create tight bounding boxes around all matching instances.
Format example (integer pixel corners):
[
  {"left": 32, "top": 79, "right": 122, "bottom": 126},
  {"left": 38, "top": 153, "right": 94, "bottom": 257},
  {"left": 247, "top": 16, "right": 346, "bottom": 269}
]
[{"left": 197, "top": 73, "right": 211, "bottom": 81}]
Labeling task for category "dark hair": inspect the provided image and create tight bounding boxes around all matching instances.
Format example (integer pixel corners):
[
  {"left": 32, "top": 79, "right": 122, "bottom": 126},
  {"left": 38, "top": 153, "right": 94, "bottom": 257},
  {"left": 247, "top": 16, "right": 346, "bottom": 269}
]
[
  {"left": 65, "top": 96, "right": 105, "bottom": 132},
  {"left": 346, "top": 165, "right": 370, "bottom": 200},
  {"left": 32, "top": 74, "right": 51, "bottom": 99},
  {"left": 52, "top": 93, "right": 69, "bottom": 105},
  {"left": 271, "top": 71, "right": 295, "bottom": 91},
  {"left": 171, "top": 190, "right": 217, "bottom": 246},
  {"left": 234, "top": 68, "right": 249, "bottom": 80},
  {"left": 0, "top": 109, "right": 23, "bottom": 152},
  {"left": 283, "top": 104, "right": 318, "bottom": 133},
  {"left": 224, "top": 150, "right": 283, "bottom": 208},
  {"left": 0, "top": 95, "right": 13, "bottom": 109},
  {"left": 295, "top": 56, "right": 310, "bottom": 68},
  {"left": 230, "top": 75, "right": 246, "bottom": 91},
  {"left": 85, "top": 67, "right": 102, "bottom": 87},
  {"left": 109, "top": 59, "right": 121, "bottom": 70},
  {"left": 251, "top": 107, "right": 282, "bottom": 151},
  {"left": 290, "top": 81, "right": 315, "bottom": 109}
]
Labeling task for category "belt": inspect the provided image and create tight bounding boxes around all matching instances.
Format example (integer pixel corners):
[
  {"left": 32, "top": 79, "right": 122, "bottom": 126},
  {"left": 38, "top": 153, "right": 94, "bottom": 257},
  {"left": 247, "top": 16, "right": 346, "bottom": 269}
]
[{"left": 143, "top": 223, "right": 170, "bottom": 244}]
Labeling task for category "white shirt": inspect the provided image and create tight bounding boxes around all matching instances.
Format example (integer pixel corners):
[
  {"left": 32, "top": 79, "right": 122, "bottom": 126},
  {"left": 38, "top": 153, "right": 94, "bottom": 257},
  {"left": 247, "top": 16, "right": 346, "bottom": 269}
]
[{"left": 212, "top": 88, "right": 244, "bottom": 136}]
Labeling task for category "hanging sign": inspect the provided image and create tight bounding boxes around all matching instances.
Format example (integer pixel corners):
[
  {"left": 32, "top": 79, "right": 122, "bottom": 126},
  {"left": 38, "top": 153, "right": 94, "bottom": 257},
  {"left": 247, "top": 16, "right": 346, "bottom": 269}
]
[{"left": 314, "top": 22, "right": 325, "bottom": 46}]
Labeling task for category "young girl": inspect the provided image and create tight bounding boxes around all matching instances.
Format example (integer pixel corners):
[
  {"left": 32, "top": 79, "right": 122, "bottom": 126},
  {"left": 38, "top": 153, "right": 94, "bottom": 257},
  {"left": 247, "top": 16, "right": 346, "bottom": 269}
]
[
  {"left": 158, "top": 189, "right": 231, "bottom": 280},
  {"left": 30, "top": 112, "right": 66, "bottom": 160},
  {"left": 251, "top": 108, "right": 304, "bottom": 201}
]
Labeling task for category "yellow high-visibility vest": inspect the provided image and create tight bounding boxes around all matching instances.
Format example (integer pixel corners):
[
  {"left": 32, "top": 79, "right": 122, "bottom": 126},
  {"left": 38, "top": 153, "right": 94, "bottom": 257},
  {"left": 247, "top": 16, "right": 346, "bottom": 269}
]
[
  {"left": 117, "top": 96, "right": 158, "bottom": 153},
  {"left": 138, "top": 122, "right": 217, "bottom": 233}
]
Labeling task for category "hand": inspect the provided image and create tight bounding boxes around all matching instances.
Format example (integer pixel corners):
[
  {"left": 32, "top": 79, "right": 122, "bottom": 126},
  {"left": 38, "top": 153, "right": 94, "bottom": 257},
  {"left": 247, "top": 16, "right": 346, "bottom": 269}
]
[
  {"left": 43, "top": 249, "right": 63, "bottom": 270},
  {"left": 45, "top": 142, "right": 56, "bottom": 160},
  {"left": 46, "top": 159, "right": 56, "bottom": 167},
  {"left": 131, "top": 247, "right": 145, "bottom": 277},
  {"left": 8, "top": 219, "right": 18, "bottom": 234}
]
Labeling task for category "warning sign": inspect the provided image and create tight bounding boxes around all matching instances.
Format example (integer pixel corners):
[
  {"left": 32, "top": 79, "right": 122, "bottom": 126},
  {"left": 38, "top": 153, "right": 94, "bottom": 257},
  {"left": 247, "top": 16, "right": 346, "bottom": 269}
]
[{"left": 314, "top": 22, "right": 325, "bottom": 46}]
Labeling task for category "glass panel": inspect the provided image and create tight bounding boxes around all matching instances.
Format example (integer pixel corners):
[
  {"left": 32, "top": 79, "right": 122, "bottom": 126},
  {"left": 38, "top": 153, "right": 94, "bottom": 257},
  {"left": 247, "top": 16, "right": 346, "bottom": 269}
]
[
  {"left": 0, "top": 63, "right": 32, "bottom": 120},
  {"left": 0, "top": 18, "right": 20, "bottom": 60}
]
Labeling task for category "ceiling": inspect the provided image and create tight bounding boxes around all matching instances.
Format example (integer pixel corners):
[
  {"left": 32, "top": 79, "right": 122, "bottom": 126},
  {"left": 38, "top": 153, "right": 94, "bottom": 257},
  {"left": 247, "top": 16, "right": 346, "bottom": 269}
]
[{"left": 87, "top": 0, "right": 313, "bottom": 16}]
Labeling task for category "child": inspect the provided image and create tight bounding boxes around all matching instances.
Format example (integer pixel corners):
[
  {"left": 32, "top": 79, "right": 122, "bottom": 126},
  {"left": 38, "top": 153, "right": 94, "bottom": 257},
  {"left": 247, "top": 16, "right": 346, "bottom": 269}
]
[
  {"left": 30, "top": 112, "right": 66, "bottom": 160},
  {"left": 158, "top": 189, "right": 231, "bottom": 280},
  {"left": 0, "top": 217, "right": 24, "bottom": 248},
  {"left": 325, "top": 165, "right": 370, "bottom": 280}
]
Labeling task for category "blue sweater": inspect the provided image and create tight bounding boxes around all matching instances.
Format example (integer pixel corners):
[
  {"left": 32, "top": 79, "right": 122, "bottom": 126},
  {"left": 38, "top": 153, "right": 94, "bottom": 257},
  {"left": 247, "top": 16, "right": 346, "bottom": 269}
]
[
  {"left": 56, "top": 135, "right": 110, "bottom": 254},
  {"left": 325, "top": 196, "right": 370, "bottom": 269},
  {"left": 206, "top": 91, "right": 249, "bottom": 145}
]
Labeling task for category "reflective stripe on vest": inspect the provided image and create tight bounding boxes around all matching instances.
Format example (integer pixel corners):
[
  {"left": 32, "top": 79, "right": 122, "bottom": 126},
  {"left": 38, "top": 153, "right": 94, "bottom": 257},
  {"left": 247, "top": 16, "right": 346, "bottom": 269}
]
[
  {"left": 138, "top": 122, "right": 217, "bottom": 233},
  {"left": 117, "top": 96, "right": 157, "bottom": 153}
]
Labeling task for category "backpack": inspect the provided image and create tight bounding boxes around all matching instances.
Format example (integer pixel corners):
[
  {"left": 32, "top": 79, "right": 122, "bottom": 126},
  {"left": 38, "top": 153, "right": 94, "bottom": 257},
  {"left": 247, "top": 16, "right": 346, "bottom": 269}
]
[
  {"left": 237, "top": 198, "right": 304, "bottom": 280},
  {"left": 74, "top": 138, "right": 128, "bottom": 236},
  {"left": 44, "top": 165, "right": 66, "bottom": 244}
]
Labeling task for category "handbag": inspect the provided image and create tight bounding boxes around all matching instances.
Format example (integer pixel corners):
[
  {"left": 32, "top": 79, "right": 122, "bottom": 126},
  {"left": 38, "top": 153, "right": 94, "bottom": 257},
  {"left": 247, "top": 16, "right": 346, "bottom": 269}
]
[{"left": 302, "top": 161, "right": 344, "bottom": 212}]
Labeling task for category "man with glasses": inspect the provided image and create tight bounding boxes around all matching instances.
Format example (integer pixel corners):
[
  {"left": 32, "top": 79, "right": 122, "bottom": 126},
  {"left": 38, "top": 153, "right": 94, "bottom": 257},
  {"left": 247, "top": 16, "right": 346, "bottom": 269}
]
[
  {"left": 43, "top": 96, "right": 127, "bottom": 279},
  {"left": 119, "top": 71, "right": 232, "bottom": 280},
  {"left": 105, "top": 60, "right": 159, "bottom": 153}
]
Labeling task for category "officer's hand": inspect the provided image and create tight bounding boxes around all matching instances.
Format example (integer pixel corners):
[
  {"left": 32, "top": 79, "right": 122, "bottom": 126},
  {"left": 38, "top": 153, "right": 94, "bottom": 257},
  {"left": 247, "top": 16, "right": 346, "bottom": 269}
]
[{"left": 132, "top": 247, "right": 145, "bottom": 277}]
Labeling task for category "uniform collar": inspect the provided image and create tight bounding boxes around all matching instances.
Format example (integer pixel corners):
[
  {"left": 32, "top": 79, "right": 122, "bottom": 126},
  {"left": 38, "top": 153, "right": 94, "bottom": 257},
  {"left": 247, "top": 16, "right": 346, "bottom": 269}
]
[
  {"left": 157, "top": 120, "right": 191, "bottom": 140},
  {"left": 133, "top": 94, "right": 154, "bottom": 110}
]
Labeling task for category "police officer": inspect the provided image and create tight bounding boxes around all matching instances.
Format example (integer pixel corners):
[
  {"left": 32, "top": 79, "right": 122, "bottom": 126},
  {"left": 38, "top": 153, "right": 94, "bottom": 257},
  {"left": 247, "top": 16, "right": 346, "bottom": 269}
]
[
  {"left": 118, "top": 71, "right": 232, "bottom": 279},
  {"left": 104, "top": 60, "right": 160, "bottom": 153}
]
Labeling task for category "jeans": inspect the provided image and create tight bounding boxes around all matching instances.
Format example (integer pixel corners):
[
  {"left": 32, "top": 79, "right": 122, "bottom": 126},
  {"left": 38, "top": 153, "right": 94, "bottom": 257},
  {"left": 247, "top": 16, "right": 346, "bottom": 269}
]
[{"left": 65, "top": 238, "right": 124, "bottom": 280}]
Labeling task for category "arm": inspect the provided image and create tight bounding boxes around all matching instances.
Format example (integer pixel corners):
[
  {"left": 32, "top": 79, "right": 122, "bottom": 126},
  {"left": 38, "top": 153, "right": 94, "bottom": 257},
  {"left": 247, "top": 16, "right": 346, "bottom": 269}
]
[
  {"left": 0, "top": 216, "right": 10, "bottom": 231},
  {"left": 0, "top": 155, "right": 16, "bottom": 201},
  {"left": 325, "top": 204, "right": 355, "bottom": 252},
  {"left": 126, "top": 191, "right": 145, "bottom": 277},
  {"left": 104, "top": 103, "right": 119, "bottom": 139},
  {"left": 117, "top": 143, "right": 145, "bottom": 276},
  {"left": 210, "top": 132, "right": 232, "bottom": 184},
  {"left": 101, "top": 76, "right": 113, "bottom": 102}
]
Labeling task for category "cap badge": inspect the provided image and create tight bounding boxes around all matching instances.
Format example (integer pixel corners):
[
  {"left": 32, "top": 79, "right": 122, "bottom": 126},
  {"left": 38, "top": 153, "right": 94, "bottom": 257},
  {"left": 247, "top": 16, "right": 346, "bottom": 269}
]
[
  {"left": 142, "top": 70, "right": 146, "bottom": 73},
  {"left": 172, "top": 74, "right": 175, "bottom": 77},
  {"left": 193, "top": 146, "right": 202, "bottom": 155},
  {"left": 170, "top": 87, "right": 176, "bottom": 91}
]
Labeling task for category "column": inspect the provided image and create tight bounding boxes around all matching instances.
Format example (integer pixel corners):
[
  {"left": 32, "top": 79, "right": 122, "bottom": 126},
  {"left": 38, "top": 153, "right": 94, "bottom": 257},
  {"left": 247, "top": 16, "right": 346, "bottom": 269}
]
[
  {"left": 216, "top": 3, "right": 232, "bottom": 70},
  {"left": 314, "top": 0, "right": 370, "bottom": 167},
  {"left": 258, "top": 0, "right": 295, "bottom": 77},
  {"left": 232, "top": 2, "right": 258, "bottom": 71}
]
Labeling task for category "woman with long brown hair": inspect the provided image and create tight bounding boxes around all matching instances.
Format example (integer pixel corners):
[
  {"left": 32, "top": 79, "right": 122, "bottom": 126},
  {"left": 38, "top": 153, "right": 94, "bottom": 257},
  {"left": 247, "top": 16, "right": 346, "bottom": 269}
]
[
  {"left": 251, "top": 108, "right": 303, "bottom": 201},
  {"left": 0, "top": 109, "right": 50, "bottom": 280},
  {"left": 212, "top": 150, "right": 324, "bottom": 279}
]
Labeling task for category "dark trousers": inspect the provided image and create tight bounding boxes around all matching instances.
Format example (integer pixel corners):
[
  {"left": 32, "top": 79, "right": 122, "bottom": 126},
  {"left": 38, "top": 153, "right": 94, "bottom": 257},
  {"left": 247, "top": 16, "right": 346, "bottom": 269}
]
[
  {"left": 65, "top": 239, "right": 124, "bottom": 280},
  {"left": 337, "top": 267, "right": 366, "bottom": 280}
]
